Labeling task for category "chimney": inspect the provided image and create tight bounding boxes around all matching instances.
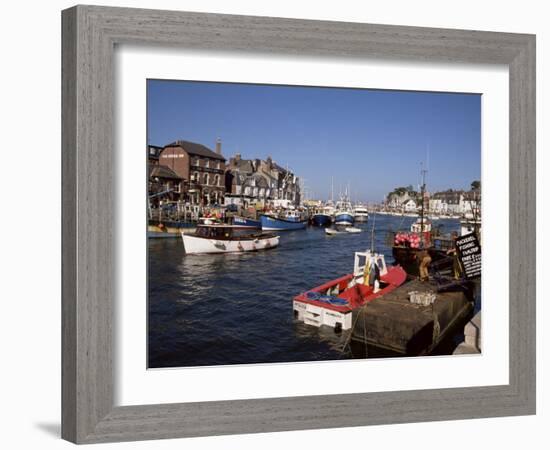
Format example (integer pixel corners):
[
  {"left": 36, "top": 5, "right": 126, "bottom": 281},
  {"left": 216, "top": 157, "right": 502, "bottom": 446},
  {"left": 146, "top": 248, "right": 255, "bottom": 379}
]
[{"left": 215, "top": 138, "right": 222, "bottom": 155}]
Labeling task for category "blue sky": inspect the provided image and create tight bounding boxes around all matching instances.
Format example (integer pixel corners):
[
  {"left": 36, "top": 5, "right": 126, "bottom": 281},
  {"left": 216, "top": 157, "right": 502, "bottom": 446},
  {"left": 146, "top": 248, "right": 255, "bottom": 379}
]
[{"left": 147, "top": 80, "right": 480, "bottom": 203}]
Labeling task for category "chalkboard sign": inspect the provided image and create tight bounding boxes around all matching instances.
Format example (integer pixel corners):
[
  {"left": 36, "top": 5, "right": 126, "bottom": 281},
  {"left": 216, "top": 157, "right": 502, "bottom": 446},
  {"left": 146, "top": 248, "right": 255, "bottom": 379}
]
[{"left": 455, "top": 232, "right": 482, "bottom": 279}]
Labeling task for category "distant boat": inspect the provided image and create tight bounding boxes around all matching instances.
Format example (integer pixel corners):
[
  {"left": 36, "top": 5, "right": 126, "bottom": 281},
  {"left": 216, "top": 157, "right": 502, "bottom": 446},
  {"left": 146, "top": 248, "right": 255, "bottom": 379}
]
[
  {"left": 311, "top": 205, "right": 334, "bottom": 227},
  {"left": 232, "top": 216, "right": 261, "bottom": 229},
  {"left": 345, "top": 227, "right": 362, "bottom": 233},
  {"left": 181, "top": 224, "right": 279, "bottom": 254},
  {"left": 353, "top": 205, "right": 369, "bottom": 222},
  {"left": 460, "top": 218, "right": 482, "bottom": 237},
  {"left": 260, "top": 213, "right": 307, "bottom": 231},
  {"left": 325, "top": 226, "right": 361, "bottom": 235},
  {"left": 334, "top": 211, "right": 354, "bottom": 226},
  {"left": 311, "top": 212, "right": 332, "bottom": 227},
  {"left": 334, "top": 191, "right": 355, "bottom": 226}
]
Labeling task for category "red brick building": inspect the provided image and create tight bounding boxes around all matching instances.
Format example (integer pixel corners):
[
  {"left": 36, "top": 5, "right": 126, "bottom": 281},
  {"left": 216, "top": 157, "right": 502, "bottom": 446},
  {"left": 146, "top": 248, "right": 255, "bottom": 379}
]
[{"left": 159, "top": 139, "right": 226, "bottom": 205}]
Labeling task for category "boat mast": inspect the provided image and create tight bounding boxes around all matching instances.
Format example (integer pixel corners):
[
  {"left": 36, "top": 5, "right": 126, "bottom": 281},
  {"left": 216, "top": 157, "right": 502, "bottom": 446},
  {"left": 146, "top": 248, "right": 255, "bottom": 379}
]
[{"left": 419, "top": 162, "right": 427, "bottom": 239}]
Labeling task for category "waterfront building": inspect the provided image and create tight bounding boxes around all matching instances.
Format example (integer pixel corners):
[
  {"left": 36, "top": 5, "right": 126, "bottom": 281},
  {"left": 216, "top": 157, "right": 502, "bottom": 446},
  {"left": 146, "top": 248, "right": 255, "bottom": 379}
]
[
  {"left": 402, "top": 198, "right": 417, "bottom": 212},
  {"left": 429, "top": 189, "right": 463, "bottom": 214},
  {"left": 159, "top": 139, "right": 226, "bottom": 205},
  {"left": 225, "top": 154, "right": 301, "bottom": 208},
  {"left": 147, "top": 144, "right": 163, "bottom": 166},
  {"left": 428, "top": 189, "right": 481, "bottom": 215},
  {"left": 386, "top": 188, "right": 417, "bottom": 212},
  {"left": 148, "top": 164, "right": 185, "bottom": 207},
  {"left": 461, "top": 189, "right": 481, "bottom": 216}
]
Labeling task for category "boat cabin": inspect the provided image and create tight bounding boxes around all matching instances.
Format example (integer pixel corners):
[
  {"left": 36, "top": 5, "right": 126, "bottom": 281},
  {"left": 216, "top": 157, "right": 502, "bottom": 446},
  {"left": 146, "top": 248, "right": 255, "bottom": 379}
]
[{"left": 195, "top": 225, "right": 233, "bottom": 239}]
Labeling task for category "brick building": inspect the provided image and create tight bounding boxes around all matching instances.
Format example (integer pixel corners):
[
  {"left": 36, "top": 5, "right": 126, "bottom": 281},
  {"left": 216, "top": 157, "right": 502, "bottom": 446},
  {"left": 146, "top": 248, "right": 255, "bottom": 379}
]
[{"left": 159, "top": 139, "right": 226, "bottom": 205}]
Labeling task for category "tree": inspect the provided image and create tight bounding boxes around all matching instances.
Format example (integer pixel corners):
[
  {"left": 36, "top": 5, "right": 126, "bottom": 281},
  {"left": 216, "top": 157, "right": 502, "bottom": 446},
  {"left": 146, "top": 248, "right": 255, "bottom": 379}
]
[{"left": 471, "top": 180, "right": 481, "bottom": 190}]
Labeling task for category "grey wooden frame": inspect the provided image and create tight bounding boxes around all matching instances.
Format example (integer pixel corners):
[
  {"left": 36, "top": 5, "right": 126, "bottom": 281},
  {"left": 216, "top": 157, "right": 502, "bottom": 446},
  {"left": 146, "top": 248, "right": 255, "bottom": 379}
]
[{"left": 62, "top": 5, "right": 536, "bottom": 444}]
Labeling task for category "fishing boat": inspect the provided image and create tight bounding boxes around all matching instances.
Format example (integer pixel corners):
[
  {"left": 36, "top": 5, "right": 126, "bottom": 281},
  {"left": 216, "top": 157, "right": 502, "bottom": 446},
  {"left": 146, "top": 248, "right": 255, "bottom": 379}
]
[
  {"left": 181, "top": 224, "right": 279, "bottom": 254},
  {"left": 353, "top": 205, "right": 369, "bottom": 222},
  {"left": 260, "top": 212, "right": 307, "bottom": 231},
  {"left": 232, "top": 215, "right": 261, "bottom": 229},
  {"left": 311, "top": 206, "right": 334, "bottom": 227},
  {"left": 334, "top": 195, "right": 355, "bottom": 226},
  {"left": 391, "top": 165, "right": 453, "bottom": 277},
  {"left": 293, "top": 250, "right": 407, "bottom": 330},
  {"left": 311, "top": 212, "right": 332, "bottom": 227}
]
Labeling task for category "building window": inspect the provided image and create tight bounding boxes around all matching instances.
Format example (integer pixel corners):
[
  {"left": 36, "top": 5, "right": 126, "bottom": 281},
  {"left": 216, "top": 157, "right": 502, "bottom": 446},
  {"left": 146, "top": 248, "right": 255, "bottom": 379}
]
[
  {"left": 205, "top": 160, "right": 210, "bottom": 168},
  {"left": 217, "top": 161, "right": 221, "bottom": 169},
  {"left": 203, "top": 173, "right": 209, "bottom": 185}
]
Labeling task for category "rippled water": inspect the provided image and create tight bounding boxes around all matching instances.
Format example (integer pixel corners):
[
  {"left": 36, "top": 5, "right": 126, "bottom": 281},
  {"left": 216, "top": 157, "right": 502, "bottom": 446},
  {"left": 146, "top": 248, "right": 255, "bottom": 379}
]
[{"left": 148, "top": 215, "right": 461, "bottom": 368}]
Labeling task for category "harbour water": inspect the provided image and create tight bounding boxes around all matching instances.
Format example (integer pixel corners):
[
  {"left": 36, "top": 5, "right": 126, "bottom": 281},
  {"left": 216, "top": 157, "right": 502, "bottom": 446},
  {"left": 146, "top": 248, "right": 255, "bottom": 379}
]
[{"left": 148, "top": 215, "right": 464, "bottom": 368}]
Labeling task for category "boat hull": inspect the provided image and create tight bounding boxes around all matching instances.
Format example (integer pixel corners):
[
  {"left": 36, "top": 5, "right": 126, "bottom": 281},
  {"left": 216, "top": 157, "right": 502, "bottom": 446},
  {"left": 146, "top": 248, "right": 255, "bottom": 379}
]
[
  {"left": 354, "top": 213, "right": 368, "bottom": 222},
  {"left": 232, "top": 216, "right": 261, "bottom": 229},
  {"left": 260, "top": 215, "right": 307, "bottom": 231},
  {"left": 311, "top": 214, "right": 332, "bottom": 227},
  {"left": 182, "top": 233, "right": 279, "bottom": 254},
  {"left": 334, "top": 212, "right": 354, "bottom": 226},
  {"left": 293, "top": 265, "right": 407, "bottom": 330}
]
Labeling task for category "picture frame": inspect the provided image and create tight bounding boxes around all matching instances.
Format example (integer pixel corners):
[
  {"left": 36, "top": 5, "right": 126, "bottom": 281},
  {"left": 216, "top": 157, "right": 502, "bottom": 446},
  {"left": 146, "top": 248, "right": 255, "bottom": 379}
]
[{"left": 61, "top": 5, "right": 536, "bottom": 444}]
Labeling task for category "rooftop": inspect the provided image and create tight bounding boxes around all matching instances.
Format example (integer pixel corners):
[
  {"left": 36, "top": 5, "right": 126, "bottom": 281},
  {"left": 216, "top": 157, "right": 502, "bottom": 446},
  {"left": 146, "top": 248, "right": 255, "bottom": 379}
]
[
  {"left": 149, "top": 164, "right": 183, "bottom": 180},
  {"left": 166, "top": 140, "right": 225, "bottom": 161}
]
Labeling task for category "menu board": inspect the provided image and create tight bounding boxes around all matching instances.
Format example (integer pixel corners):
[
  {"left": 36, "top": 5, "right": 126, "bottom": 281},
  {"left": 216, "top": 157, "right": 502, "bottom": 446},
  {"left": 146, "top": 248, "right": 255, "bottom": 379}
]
[{"left": 455, "top": 232, "right": 482, "bottom": 279}]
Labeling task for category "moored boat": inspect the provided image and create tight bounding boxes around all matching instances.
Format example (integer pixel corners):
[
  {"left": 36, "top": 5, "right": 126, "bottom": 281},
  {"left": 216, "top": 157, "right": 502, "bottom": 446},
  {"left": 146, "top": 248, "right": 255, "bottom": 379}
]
[
  {"left": 260, "top": 213, "right": 307, "bottom": 231},
  {"left": 181, "top": 224, "right": 279, "bottom": 254},
  {"left": 311, "top": 213, "right": 332, "bottom": 227},
  {"left": 311, "top": 206, "right": 333, "bottom": 227},
  {"left": 334, "top": 211, "right": 354, "bottom": 226},
  {"left": 293, "top": 251, "right": 407, "bottom": 330},
  {"left": 334, "top": 195, "right": 355, "bottom": 226},
  {"left": 325, "top": 227, "right": 344, "bottom": 236},
  {"left": 232, "top": 215, "right": 261, "bottom": 229},
  {"left": 353, "top": 205, "right": 369, "bottom": 222},
  {"left": 345, "top": 227, "right": 362, "bottom": 233}
]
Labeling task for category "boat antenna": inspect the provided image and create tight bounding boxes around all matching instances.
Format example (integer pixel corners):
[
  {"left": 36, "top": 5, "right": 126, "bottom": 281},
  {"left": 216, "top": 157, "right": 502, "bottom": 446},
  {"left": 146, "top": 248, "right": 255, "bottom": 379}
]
[{"left": 419, "top": 161, "right": 427, "bottom": 243}]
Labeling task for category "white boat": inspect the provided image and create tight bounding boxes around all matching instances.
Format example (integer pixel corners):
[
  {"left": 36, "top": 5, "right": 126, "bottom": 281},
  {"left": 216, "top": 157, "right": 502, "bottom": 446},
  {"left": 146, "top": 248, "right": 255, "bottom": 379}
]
[
  {"left": 325, "top": 228, "right": 344, "bottom": 236},
  {"left": 334, "top": 196, "right": 355, "bottom": 226},
  {"left": 181, "top": 224, "right": 279, "bottom": 254},
  {"left": 345, "top": 227, "right": 362, "bottom": 233},
  {"left": 460, "top": 218, "right": 482, "bottom": 237},
  {"left": 410, "top": 216, "right": 432, "bottom": 233},
  {"left": 353, "top": 205, "right": 369, "bottom": 222}
]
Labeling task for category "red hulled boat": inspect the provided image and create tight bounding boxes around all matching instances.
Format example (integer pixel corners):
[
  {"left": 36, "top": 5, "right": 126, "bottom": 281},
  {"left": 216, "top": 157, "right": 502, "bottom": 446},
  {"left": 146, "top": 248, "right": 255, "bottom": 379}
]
[{"left": 293, "top": 251, "right": 407, "bottom": 330}]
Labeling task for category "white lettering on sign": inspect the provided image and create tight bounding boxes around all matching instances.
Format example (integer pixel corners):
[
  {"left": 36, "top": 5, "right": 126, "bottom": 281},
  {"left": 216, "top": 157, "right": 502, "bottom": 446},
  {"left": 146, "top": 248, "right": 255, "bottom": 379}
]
[{"left": 161, "top": 154, "right": 185, "bottom": 158}]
